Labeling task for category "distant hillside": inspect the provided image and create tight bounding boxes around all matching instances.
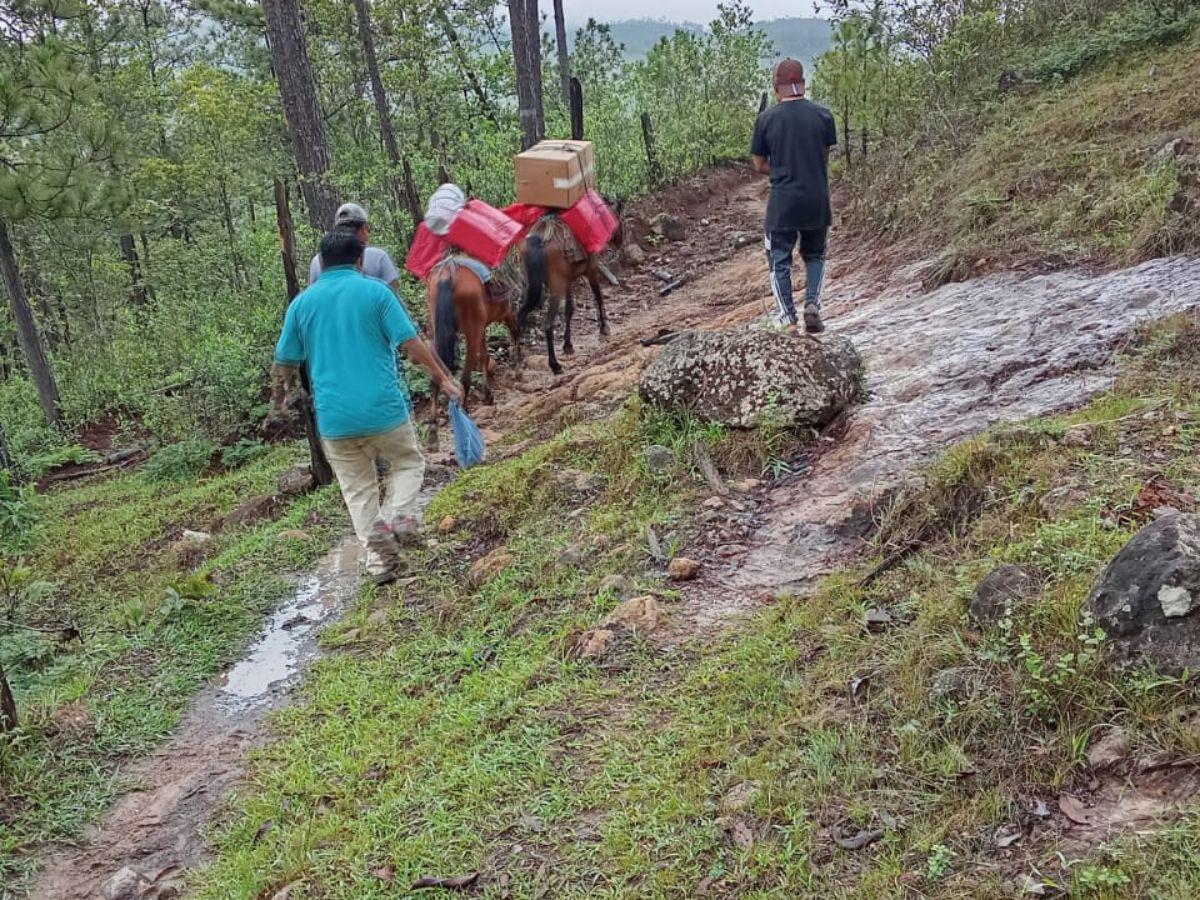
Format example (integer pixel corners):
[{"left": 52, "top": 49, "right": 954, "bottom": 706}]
[{"left": 563, "top": 17, "right": 833, "bottom": 69}]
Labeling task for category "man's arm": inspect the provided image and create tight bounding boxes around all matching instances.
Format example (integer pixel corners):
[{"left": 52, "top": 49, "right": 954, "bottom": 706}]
[
  {"left": 752, "top": 154, "right": 770, "bottom": 175},
  {"left": 402, "top": 336, "right": 464, "bottom": 403},
  {"left": 270, "top": 364, "right": 302, "bottom": 412}
]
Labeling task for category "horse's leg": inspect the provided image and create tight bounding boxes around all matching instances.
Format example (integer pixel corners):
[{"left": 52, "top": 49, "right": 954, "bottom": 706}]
[
  {"left": 562, "top": 287, "right": 576, "bottom": 356},
  {"left": 469, "top": 327, "right": 494, "bottom": 405},
  {"left": 504, "top": 310, "right": 523, "bottom": 373},
  {"left": 460, "top": 333, "right": 476, "bottom": 413},
  {"left": 588, "top": 265, "right": 610, "bottom": 337},
  {"left": 545, "top": 292, "right": 562, "bottom": 376}
]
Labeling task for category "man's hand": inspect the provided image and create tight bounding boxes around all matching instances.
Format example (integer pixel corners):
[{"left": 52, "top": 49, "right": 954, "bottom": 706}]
[
  {"left": 440, "top": 377, "right": 465, "bottom": 404},
  {"left": 752, "top": 154, "right": 771, "bottom": 176}
]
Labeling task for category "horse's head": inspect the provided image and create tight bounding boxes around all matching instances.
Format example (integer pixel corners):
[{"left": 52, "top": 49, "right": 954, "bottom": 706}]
[{"left": 603, "top": 195, "right": 627, "bottom": 251}]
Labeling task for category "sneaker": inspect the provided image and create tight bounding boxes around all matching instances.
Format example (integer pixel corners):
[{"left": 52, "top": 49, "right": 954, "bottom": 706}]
[
  {"left": 391, "top": 515, "right": 422, "bottom": 548},
  {"left": 367, "top": 520, "right": 403, "bottom": 573},
  {"left": 803, "top": 308, "right": 825, "bottom": 334}
]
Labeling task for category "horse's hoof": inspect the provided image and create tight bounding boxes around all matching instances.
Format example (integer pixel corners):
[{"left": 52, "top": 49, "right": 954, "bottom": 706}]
[
  {"left": 600, "top": 326, "right": 611, "bottom": 338},
  {"left": 550, "top": 364, "right": 564, "bottom": 376},
  {"left": 563, "top": 344, "right": 575, "bottom": 356}
]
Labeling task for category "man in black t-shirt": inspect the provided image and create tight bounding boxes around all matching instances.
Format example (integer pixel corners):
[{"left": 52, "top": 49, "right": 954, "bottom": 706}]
[{"left": 751, "top": 58, "right": 838, "bottom": 334}]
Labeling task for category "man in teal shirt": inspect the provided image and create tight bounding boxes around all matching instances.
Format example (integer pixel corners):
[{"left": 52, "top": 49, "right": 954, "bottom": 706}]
[{"left": 273, "top": 229, "right": 462, "bottom": 583}]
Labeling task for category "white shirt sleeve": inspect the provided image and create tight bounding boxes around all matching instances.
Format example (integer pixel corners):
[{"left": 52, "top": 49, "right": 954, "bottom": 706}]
[{"left": 308, "top": 254, "right": 321, "bottom": 285}]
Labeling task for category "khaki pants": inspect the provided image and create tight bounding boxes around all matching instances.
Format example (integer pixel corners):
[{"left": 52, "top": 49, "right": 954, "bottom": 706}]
[{"left": 322, "top": 422, "right": 425, "bottom": 574}]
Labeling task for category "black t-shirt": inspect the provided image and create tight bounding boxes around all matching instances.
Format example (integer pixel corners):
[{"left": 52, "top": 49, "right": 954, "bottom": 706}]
[{"left": 750, "top": 98, "right": 838, "bottom": 232}]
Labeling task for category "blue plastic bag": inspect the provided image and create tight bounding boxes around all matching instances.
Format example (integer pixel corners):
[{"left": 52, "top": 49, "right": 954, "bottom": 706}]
[{"left": 449, "top": 400, "right": 486, "bottom": 469}]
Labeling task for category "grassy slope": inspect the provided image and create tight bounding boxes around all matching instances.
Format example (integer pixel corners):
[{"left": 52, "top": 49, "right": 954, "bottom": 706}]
[
  {"left": 0, "top": 448, "right": 346, "bottom": 886},
  {"left": 195, "top": 316, "right": 1200, "bottom": 898},
  {"left": 843, "top": 25, "right": 1200, "bottom": 280}
]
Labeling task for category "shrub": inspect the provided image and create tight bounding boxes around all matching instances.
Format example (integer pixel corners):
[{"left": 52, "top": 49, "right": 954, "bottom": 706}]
[{"left": 142, "top": 439, "right": 216, "bottom": 482}]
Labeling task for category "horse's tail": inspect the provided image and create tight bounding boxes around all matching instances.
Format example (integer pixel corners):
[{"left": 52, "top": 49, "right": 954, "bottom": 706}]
[
  {"left": 518, "top": 234, "right": 546, "bottom": 333},
  {"left": 434, "top": 274, "right": 459, "bottom": 373}
]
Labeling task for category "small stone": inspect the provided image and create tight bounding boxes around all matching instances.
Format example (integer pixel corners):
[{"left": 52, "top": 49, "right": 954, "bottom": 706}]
[
  {"left": 719, "top": 781, "right": 760, "bottom": 814},
  {"left": 969, "top": 564, "right": 1039, "bottom": 627},
  {"left": 1063, "top": 424, "right": 1097, "bottom": 449},
  {"left": 182, "top": 529, "right": 212, "bottom": 544},
  {"left": 930, "top": 666, "right": 980, "bottom": 703},
  {"left": 559, "top": 545, "right": 584, "bottom": 567},
  {"left": 1086, "top": 726, "right": 1131, "bottom": 770},
  {"left": 275, "top": 529, "right": 311, "bottom": 542},
  {"left": 865, "top": 608, "right": 894, "bottom": 630},
  {"left": 598, "top": 574, "right": 634, "bottom": 599},
  {"left": 101, "top": 867, "right": 150, "bottom": 900},
  {"left": 277, "top": 464, "right": 315, "bottom": 498},
  {"left": 644, "top": 444, "right": 674, "bottom": 475},
  {"left": 577, "top": 627, "right": 615, "bottom": 658},
  {"left": 702, "top": 496, "right": 725, "bottom": 510},
  {"left": 623, "top": 243, "right": 647, "bottom": 265},
  {"left": 470, "top": 547, "right": 514, "bottom": 586},
  {"left": 604, "top": 595, "right": 662, "bottom": 633},
  {"left": 366, "top": 608, "right": 389, "bottom": 628},
  {"left": 667, "top": 557, "right": 701, "bottom": 581},
  {"left": 650, "top": 213, "right": 686, "bottom": 242},
  {"left": 438, "top": 515, "right": 457, "bottom": 534}
]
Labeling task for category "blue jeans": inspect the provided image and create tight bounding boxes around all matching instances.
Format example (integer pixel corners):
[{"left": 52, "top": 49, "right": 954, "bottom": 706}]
[{"left": 766, "top": 228, "right": 828, "bottom": 324}]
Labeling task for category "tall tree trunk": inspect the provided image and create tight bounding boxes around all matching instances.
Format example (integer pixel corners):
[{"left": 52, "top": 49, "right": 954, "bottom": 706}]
[
  {"left": 0, "top": 660, "right": 16, "bottom": 734},
  {"left": 0, "top": 219, "right": 61, "bottom": 426},
  {"left": 525, "top": 0, "right": 545, "bottom": 138},
  {"left": 260, "top": 0, "right": 340, "bottom": 231},
  {"left": 274, "top": 177, "right": 333, "bottom": 488},
  {"left": 218, "top": 178, "right": 246, "bottom": 289},
  {"left": 352, "top": 0, "right": 401, "bottom": 168},
  {"left": 508, "top": 0, "right": 541, "bottom": 150},
  {"left": 553, "top": 0, "right": 570, "bottom": 108},
  {"left": 119, "top": 233, "right": 150, "bottom": 306}
]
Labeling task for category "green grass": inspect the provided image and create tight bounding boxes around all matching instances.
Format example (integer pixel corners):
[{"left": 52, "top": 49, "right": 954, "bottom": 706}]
[
  {"left": 193, "top": 315, "right": 1200, "bottom": 898},
  {"left": 844, "top": 23, "right": 1200, "bottom": 278},
  {"left": 0, "top": 446, "right": 346, "bottom": 887}
]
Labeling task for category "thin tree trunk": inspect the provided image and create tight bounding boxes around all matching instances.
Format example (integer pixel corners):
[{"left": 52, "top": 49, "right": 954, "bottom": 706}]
[
  {"left": 525, "top": 0, "right": 545, "bottom": 138},
  {"left": 553, "top": 0, "right": 570, "bottom": 108},
  {"left": 274, "top": 177, "right": 333, "bottom": 488},
  {"left": 436, "top": 7, "right": 499, "bottom": 124},
  {"left": 261, "top": 0, "right": 340, "bottom": 231},
  {"left": 402, "top": 157, "right": 423, "bottom": 227},
  {"left": 641, "top": 112, "right": 663, "bottom": 185},
  {"left": 569, "top": 76, "right": 584, "bottom": 140},
  {"left": 843, "top": 99, "right": 852, "bottom": 169},
  {"left": 0, "top": 420, "right": 14, "bottom": 475},
  {"left": 119, "top": 232, "right": 150, "bottom": 306},
  {"left": 0, "top": 218, "right": 61, "bottom": 426},
  {"left": 218, "top": 178, "right": 245, "bottom": 288},
  {"left": 352, "top": 0, "right": 401, "bottom": 168},
  {"left": 508, "top": 0, "right": 540, "bottom": 150},
  {"left": 0, "top": 660, "right": 16, "bottom": 734}
]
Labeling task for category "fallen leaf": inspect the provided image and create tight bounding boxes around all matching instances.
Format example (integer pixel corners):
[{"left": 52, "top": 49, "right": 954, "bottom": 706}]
[
  {"left": 1019, "top": 874, "right": 1050, "bottom": 895},
  {"left": 833, "top": 827, "right": 885, "bottom": 850},
  {"left": 412, "top": 872, "right": 480, "bottom": 891},
  {"left": 849, "top": 673, "right": 872, "bottom": 700},
  {"left": 729, "top": 819, "right": 755, "bottom": 850},
  {"left": 371, "top": 866, "right": 395, "bottom": 883},
  {"left": 696, "top": 876, "right": 714, "bottom": 895},
  {"left": 994, "top": 826, "right": 1022, "bottom": 848},
  {"left": 270, "top": 883, "right": 303, "bottom": 900},
  {"left": 1029, "top": 798, "right": 1050, "bottom": 818},
  {"left": 1058, "top": 794, "right": 1095, "bottom": 826}
]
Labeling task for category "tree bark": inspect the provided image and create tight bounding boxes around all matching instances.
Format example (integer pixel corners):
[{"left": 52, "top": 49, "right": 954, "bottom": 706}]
[
  {"left": 273, "top": 177, "right": 333, "bottom": 487},
  {"left": 119, "top": 232, "right": 151, "bottom": 306},
  {"left": 0, "top": 420, "right": 14, "bottom": 476},
  {"left": 569, "top": 77, "right": 584, "bottom": 140},
  {"left": 553, "top": 0, "right": 570, "bottom": 108},
  {"left": 508, "top": 0, "right": 542, "bottom": 150},
  {"left": 0, "top": 218, "right": 61, "bottom": 426},
  {"left": 525, "top": 0, "right": 545, "bottom": 138},
  {"left": 352, "top": 0, "right": 401, "bottom": 168},
  {"left": 260, "top": 0, "right": 340, "bottom": 231},
  {"left": 0, "top": 660, "right": 16, "bottom": 734}
]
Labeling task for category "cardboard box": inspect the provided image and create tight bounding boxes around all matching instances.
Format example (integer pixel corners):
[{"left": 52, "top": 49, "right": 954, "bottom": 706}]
[{"left": 514, "top": 139, "right": 595, "bottom": 208}]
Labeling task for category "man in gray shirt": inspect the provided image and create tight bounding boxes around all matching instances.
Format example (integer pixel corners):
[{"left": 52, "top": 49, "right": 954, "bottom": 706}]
[{"left": 309, "top": 202, "right": 401, "bottom": 289}]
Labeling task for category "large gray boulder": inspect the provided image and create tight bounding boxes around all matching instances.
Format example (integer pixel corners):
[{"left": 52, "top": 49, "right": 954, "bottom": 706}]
[
  {"left": 638, "top": 329, "right": 863, "bottom": 429},
  {"left": 1087, "top": 513, "right": 1200, "bottom": 673}
]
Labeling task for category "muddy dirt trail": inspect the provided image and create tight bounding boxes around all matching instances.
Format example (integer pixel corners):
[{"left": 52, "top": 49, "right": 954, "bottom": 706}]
[{"left": 28, "top": 166, "right": 1200, "bottom": 897}]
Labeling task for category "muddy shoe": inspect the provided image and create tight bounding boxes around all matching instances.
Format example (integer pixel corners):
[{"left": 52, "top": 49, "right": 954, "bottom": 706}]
[
  {"left": 391, "top": 515, "right": 422, "bottom": 548},
  {"left": 367, "top": 521, "right": 403, "bottom": 573},
  {"left": 803, "top": 308, "right": 825, "bottom": 334}
]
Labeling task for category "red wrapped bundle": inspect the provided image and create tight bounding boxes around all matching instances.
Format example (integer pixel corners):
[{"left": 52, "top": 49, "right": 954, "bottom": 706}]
[
  {"left": 446, "top": 200, "right": 523, "bottom": 268},
  {"left": 502, "top": 202, "right": 550, "bottom": 230},
  {"left": 405, "top": 223, "right": 449, "bottom": 279},
  {"left": 561, "top": 190, "right": 619, "bottom": 255}
]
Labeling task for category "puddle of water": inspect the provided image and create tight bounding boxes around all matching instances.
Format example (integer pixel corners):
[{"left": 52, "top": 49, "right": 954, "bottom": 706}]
[{"left": 217, "top": 538, "right": 361, "bottom": 710}]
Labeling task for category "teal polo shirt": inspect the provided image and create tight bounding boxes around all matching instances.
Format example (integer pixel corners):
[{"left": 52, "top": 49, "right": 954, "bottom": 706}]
[{"left": 274, "top": 265, "right": 418, "bottom": 440}]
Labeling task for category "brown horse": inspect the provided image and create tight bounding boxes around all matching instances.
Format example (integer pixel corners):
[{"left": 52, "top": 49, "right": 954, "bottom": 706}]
[
  {"left": 518, "top": 203, "right": 624, "bottom": 375},
  {"left": 426, "top": 260, "right": 521, "bottom": 443}
]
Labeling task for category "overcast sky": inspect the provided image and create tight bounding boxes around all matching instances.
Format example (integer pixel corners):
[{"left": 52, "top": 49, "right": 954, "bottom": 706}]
[{"left": 565, "top": 1, "right": 822, "bottom": 23}]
